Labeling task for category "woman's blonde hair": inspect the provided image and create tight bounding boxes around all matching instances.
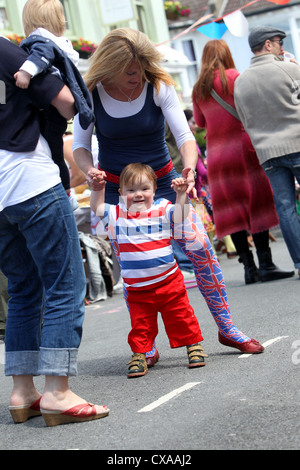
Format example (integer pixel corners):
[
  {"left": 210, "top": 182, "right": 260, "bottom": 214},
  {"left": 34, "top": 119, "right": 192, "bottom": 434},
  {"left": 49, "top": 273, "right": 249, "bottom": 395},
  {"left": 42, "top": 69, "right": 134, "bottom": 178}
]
[
  {"left": 192, "top": 39, "right": 236, "bottom": 102},
  {"left": 22, "top": 0, "right": 65, "bottom": 37},
  {"left": 119, "top": 163, "right": 157, "bottom": 191},
  {"left": 84, "top": 28, "right": 175, "bottom": 92}
]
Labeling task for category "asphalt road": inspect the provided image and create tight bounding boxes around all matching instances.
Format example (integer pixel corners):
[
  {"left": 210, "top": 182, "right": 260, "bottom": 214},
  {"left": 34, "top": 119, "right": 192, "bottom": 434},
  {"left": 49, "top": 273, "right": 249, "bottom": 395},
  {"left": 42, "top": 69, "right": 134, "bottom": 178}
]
[{"left": 0, "top": 236, "right": 299, "bottom": 453}]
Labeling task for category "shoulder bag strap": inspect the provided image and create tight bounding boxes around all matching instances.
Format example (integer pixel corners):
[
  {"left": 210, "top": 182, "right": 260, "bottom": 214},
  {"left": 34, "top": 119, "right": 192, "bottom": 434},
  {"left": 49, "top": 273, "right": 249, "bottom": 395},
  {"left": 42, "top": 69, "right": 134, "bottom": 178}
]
[{"left": 210, "top": 89, "right": 240, "bottom": 121}]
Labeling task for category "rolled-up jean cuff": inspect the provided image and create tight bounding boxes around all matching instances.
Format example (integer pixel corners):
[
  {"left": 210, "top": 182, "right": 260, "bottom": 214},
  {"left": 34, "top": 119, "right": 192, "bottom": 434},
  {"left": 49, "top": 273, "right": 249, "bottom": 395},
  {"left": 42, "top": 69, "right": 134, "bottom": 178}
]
[
  {"left": 38, "top": 348, "right": 79, "bottom": 376},
  {"left": 5, "top": 351, "right": 39, "bottom": 376},
  {"left": 5, "top": 348, "right": 79, "bottom": 376}
]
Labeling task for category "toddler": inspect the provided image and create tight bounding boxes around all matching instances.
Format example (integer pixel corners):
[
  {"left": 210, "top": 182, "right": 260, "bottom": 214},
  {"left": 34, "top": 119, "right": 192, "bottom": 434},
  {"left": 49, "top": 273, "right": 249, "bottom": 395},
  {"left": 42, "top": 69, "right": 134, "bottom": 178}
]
[{"left": 91, "top": 163, "right": 208, "bottom": 378}]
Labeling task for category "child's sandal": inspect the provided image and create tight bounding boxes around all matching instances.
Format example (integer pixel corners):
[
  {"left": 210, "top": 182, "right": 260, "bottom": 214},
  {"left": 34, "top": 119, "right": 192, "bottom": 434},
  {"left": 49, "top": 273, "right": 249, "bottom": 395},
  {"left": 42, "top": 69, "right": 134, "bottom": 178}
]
[
  {"left": 187, "top": 343, "right": 208, "bottom": 368},
  {"left": 127, "top": 353, "right": 148, "bottom": 378}
]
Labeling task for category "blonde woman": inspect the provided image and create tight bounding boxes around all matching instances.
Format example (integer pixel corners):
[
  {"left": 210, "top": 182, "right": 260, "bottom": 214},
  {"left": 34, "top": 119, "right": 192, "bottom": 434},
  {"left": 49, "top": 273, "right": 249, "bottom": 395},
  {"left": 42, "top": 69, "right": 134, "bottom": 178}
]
[{"left": 73, "top": 28, "right": 264, "bottom": 356}]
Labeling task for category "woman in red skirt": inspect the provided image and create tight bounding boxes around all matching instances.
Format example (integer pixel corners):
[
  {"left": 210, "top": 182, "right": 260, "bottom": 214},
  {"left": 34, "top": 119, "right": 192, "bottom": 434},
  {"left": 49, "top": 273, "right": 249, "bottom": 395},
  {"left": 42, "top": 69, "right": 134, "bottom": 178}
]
[{"left": 192, "top": 39, "right": 294, "bottom": 284}]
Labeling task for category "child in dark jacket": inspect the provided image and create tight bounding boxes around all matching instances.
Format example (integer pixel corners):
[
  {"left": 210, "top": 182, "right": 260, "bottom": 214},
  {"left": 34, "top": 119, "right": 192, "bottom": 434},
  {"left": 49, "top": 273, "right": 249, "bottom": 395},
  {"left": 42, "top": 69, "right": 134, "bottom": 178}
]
[{"left": 14, "top": 0, "right": 94, "bottom": 209}]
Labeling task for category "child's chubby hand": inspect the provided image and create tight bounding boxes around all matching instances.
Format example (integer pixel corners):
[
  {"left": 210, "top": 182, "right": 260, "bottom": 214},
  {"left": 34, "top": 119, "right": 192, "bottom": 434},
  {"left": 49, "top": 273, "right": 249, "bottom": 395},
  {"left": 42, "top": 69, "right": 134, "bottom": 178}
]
[
  {"left": 171, "top": 176, "right": 188, "bottom": 193},
  {"left": 87, "top": 168, "right": 107, "bottom": 190},
  {"left": 14, "top": 70, "right": 31, "bottom": 89}
]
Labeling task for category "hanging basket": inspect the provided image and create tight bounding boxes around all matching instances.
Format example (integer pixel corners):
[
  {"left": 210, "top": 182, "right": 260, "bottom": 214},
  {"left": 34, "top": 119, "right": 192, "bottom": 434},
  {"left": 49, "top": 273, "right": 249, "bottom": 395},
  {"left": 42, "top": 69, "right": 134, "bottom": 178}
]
[
  {"left": 78, "top": 50, "right": 91, "bottom": 59},
  {"left": 166, "top": 11, "right": 179, "bottom": 20}
]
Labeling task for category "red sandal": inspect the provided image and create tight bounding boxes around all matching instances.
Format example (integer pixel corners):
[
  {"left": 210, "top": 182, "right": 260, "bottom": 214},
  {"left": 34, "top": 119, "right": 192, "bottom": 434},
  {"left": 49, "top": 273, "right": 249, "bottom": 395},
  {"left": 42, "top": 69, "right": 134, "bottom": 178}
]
[
  {"left": 9, "top": 397, "right": 42, "bottom": 423},
  {"left": 41, "top": 402, "right": 109, "bottom": 427}
]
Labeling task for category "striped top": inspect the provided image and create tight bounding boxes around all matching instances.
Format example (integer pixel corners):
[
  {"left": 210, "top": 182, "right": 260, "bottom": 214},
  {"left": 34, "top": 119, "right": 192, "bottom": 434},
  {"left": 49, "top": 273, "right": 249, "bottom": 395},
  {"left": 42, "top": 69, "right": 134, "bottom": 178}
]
[{"left": 102, "top": 198, "right": 179, "bottom": 289}]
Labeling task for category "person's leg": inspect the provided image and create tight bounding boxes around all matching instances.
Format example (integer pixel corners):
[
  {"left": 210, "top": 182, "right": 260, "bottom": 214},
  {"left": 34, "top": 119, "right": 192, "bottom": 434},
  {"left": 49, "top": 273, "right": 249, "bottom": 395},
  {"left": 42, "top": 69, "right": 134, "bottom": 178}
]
[
  {"left": 157, "top": 273, "right": 203, "bottom": 349},
  {"left": 223, "top": 235, "right": 237, "bottom": 258},
  {"left": 108, "top": 235, "right": 159, "bottom": 364},
  {"left": 173, "top": 205, "right": 263, "bottom": 352},
  {"left": 251, "top": 230, "right": 293, "bottom": 281},
  {"left": 158, "top": 272, "right": 207, "bottom": 367},
  {"left": 231, "top": 230, "right": 259, "bottom": 284},
  {"left": 262, "top": 154, "right": 300, "bottom": 269},
  {"left": 0, "top": 270, "right": 8, "bottom": 338},
  {"left": 174, "top": 209, "right": 248, "bottom": 342},
  {"left": 14, "top": 185, "right": 86, "bottom": 374},
  {"left": 10, "top": 376, "right": 41, "bottom": 408},
  {"left": 252, "top": 230, "right": 269, "bottom": 252},
  {"left": 208, "top": 231, "right": 217, "bottom": 256},
  {"left": 0, "top": 210, "right": 45, "bottom": 376},
  {"left": 223, "top": 235, "right": 236, "bottom": 254},
  {"left": 0, "top": 185, "right": 109, "bottom": 422},
  {"left": 127, "top": 290, "right": 158, "bottom": 354},
  {"left": 126, "top": 289, "right": 157, "bottom": 377},
  {"left": 230, "top": 230, "right": 249, "bottom": 254},
  {"left": 40, "top": 376, "right": 108, "bottom": 415}
]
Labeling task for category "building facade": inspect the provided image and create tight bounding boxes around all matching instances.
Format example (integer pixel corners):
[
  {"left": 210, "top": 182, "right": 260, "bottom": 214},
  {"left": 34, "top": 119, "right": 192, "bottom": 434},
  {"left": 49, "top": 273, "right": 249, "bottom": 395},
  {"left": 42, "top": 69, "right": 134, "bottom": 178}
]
[
  {"left": 0, "top": 0, "right": 192, "bottom": 97},
  {"left": 2, "top": 0, "right": 299, "bottom": 103},
  {"left": 166, "top": 0, "right": 300, "bottom": 103},
  {"left": 0, "top": 0, "right": 170, "bottom": 44}
]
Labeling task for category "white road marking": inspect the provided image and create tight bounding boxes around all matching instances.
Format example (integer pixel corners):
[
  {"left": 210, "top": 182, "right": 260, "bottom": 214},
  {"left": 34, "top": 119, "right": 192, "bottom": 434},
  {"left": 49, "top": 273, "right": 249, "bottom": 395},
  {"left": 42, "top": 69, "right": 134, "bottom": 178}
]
[
  {"left": 138, "top": 382, "right": 202, "bottom": 413},
  {"left": 238, "top": 335, "right": 289, "bottom": 359}
]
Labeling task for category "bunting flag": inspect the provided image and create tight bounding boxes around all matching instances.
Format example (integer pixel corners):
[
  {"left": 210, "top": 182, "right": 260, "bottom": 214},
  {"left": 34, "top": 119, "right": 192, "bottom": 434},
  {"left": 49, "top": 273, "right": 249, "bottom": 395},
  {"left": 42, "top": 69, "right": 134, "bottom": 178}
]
[
  {"left": 156, "top": 0, "right": 291, "bottom": 45},
  {"left": 223, "top": 10, "right": 249, "bottom": 37},
  {"left": 197, "top": 22, "right": 228, "bottom": 39},
  {"left": 197, "top": 10, "right": 249, "bottom": 39},
  {"left": 266, "top": 0, "right": 291, "bottom": 4},
  {"left": 156, "top": 14, "right": 214, "bottom": 45},
  {"left": 196, "top": 0, "right": 291, "bottom": 39}
]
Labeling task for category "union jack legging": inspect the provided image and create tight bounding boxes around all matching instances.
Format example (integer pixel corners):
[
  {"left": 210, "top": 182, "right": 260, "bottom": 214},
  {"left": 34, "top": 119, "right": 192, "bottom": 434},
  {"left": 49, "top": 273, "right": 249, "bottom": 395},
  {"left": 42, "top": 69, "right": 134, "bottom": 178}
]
[{"left": 172, "top": 205, "right": 250, "bottom": 345}]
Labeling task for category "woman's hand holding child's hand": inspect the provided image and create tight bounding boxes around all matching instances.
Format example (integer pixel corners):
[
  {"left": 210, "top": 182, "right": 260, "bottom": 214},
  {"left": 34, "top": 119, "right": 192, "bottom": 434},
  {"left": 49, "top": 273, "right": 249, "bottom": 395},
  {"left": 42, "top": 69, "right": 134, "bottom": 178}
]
[
  {"left": 171, "top": 177, "right": 188, "bottom": 193},
  {"left": 87, "top": 168, "right": 107, "bottom": 190}
]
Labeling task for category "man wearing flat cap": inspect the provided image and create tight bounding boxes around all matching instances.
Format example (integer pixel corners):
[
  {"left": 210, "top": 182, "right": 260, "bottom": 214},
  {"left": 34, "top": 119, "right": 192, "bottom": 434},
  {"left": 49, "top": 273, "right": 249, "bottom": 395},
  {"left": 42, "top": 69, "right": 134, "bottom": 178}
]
[
  {"left": 234, "top": 26, "right": 300, "bottom": 277},
  {"left": 248, "top": 25, "right": 286, "bottom": 51}
]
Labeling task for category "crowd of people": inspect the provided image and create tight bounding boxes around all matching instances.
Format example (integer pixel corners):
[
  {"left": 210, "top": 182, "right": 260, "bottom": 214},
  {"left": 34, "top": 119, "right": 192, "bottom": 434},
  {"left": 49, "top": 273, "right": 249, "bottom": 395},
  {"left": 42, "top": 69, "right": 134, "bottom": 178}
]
[
  {"left": 0, "top": 0, "right": 299, "bottom": 427},
  {"left": 192, "top": 38, "right": 295, "bottom": 285},
  {"left": 234, "top": 26, "right": 300, "bottom": 278}
]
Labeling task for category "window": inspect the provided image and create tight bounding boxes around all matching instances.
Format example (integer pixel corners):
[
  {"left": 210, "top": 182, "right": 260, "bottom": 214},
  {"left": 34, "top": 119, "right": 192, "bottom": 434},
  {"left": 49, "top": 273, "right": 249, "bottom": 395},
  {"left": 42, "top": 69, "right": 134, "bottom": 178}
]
[
  {"left": 0, "top": 5, "right": 8, "bottom": 30},
  {"left": 182, "top": 40, "right": 196, "bottom": 62},
  {"left": 60, "top": 0, "right": 73, "bottom": 34},
  {"left": 134, "top": 1, "right": 145, "bottom": 33},
  {"left": 181, "top": 39, "right": 198, "bottom": 90}
]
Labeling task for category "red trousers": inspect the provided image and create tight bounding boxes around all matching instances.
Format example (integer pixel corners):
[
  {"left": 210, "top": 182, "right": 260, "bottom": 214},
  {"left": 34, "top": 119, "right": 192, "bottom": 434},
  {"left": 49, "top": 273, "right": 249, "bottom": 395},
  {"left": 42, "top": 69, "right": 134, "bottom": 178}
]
[{"left": 127, "top": 270, "right": 203, "bottom": 353}]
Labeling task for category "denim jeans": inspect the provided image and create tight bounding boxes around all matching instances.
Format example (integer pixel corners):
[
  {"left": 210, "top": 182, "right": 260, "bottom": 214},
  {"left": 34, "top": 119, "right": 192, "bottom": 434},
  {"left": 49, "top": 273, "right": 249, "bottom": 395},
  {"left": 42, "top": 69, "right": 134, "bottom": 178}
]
[
  {"left": 262, "top": 152, "right": 300, "bottom": 268},
  {"left": 0, "top": 184, "right": 86, "bottom": 376},
  {"left": 0, "top": 270, "right": 8, "bottom": 329}
]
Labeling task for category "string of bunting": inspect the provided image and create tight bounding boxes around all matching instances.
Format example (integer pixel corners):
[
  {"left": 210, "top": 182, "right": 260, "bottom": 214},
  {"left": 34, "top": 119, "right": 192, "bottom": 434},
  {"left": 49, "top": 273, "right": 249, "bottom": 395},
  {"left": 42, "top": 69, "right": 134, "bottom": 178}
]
[{"left": 157, "top": 0, "right": 291, "bottom": 45}]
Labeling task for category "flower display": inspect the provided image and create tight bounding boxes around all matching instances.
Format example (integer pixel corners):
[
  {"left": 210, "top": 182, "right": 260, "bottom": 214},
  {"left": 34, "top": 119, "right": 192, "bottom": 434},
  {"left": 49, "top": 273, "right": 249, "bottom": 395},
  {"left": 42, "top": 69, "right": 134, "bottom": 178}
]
[
  {"left": 164, "top": 1, "right": 191, "bottom": 19},
  {"left": 6, "top": 33, "right": 25, "bottom": 45},
  {"left": 5, "top": 34, "right": 97, "bottom": 58},
  {"left": 71, "top": 38, "right": 97, "bottom": 58}
]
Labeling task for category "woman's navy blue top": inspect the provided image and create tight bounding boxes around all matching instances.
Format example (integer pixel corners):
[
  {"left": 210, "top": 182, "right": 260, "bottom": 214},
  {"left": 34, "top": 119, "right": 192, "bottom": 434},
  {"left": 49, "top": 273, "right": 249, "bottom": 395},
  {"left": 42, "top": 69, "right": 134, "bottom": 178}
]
[{"left": 92, "top": 83, "right": 178, "bottom": 204}]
